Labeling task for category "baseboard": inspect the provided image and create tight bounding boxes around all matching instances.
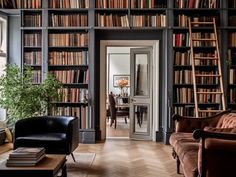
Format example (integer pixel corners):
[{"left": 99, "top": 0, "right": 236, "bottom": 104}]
[{"left": 79, "top": 129, "right": 96, "bottom": 144}]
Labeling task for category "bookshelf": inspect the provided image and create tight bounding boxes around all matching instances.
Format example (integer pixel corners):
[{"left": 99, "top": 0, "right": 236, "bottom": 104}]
[
  {"left": 21, "top": 3, "right": 42, "bottom": 84},
  {"left": 172, "top": 0, "right": 222, "bottom": 116},
  {"left": 227, "top": 0, "right": 236, "bottom": 110},
  {"left": 95, "top": 0, "right": 167, "bottom": 28},
  {"left": 47, "top": 0, "right": 90, "bottom": 130}
]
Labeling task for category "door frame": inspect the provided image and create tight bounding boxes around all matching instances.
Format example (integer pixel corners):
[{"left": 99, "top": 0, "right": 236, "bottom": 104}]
[{"left": 100, "top": 40, "right": 160, "bottom": 141}]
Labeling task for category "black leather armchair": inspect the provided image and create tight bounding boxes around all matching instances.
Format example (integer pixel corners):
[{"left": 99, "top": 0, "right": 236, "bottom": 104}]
[{"left": 14, "top": 116, "right": 79, "bottom": 161}]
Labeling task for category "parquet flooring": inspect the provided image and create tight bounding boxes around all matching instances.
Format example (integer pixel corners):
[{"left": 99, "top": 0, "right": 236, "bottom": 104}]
[{"left": 76, "top": 140, "right": 184, "bottom": 177}]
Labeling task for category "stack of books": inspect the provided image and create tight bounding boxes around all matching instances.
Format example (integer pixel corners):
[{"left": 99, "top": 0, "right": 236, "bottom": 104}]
[{"left": 6, "top": 147, "right": 45, "bottom": 167}]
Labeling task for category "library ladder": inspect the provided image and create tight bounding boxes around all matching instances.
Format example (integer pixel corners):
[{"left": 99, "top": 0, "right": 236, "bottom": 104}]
[{"left": 188, "top": 17, "right": 226, "bottom": 117}]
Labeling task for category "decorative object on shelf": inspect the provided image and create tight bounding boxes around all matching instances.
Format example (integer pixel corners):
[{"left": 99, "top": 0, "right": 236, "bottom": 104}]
[
  {"left": 0, "top": 64, "right": 62, "bottom": 129},
  {"left": 113, "top": 75, "right": 130, "bottom": 97}
]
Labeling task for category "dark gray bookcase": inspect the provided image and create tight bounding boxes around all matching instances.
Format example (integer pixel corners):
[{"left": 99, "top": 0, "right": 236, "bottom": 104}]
[{"left": 1, "top": 0, "right": 236, "bottom": 144}]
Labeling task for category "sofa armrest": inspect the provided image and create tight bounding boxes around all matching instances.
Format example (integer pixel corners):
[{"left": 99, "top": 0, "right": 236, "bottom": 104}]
[
  {"left": 193, "top": 129, "right": 236, "bottom": 177},
  {"left": 173, "top": 110, "right": 230, "bottom": 132}
]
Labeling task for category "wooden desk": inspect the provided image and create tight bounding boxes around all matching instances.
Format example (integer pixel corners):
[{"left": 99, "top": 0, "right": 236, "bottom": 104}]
[{"left": 0, "top": 155, "right": 66, "bottom": 177}]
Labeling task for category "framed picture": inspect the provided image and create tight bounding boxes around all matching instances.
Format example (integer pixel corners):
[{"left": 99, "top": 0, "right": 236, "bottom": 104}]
[{"left": 113, "top": 75, "right": 130, "bottom": 87}]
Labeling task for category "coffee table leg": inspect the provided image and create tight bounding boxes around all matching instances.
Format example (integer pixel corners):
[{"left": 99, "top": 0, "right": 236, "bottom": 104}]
[{"left": 61, "top": 164, "right": 67, "bottom": 177}]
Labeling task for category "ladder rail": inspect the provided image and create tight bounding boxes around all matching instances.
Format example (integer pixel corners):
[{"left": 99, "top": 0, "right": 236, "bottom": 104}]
[
  {"left": 213, "top": 18, "right": 226, "bottom": 110},
  {"left": 188, "top": 18, "right": 199, "bottom": 117}
]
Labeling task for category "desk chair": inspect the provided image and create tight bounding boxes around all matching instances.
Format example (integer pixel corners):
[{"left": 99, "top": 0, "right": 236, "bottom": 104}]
[{"left": 108, "top": 94, "right": 129, "bottom": 129}]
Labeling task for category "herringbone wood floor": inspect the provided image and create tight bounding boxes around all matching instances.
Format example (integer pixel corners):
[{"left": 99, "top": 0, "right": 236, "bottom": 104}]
[{"left": 76, "top": 140, "right": 184, "bottom": 177}]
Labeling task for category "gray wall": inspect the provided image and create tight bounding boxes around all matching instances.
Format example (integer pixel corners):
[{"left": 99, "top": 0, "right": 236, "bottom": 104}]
[{"left": 9, "top": 15, "right": 21, "bottom": 65}]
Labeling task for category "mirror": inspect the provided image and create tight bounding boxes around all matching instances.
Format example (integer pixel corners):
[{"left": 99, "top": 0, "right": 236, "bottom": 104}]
[
  {"left": 134, "top": 54, "right": 149, "bottom": 96},
  {"left": 134, "top": 105, "right": 149, "bottom": 133}
]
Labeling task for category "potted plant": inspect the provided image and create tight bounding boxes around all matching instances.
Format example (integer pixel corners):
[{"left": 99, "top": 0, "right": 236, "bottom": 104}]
[{"left": 0, "top": 64, "right": 62, "bottom": 129}]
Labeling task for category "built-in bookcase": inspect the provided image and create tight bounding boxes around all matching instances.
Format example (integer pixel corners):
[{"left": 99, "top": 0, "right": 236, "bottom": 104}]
[
  {"left": 95, "top": 0, "right": 167, "bottom": 28},
  {"left": 227, "top": 0, "right": 236, "bottom": 110},
  {"left": 47, "top": 0, "right": 90, "bottom": 129},
  {"left": 172, "top": 0, "right": 221, "bottom": 116},
  {"left": 2, "top": 0, "right": 236, "bottom": 142},
  {"left": 21, "top": 2, "right": 42, "bottom": 84}
]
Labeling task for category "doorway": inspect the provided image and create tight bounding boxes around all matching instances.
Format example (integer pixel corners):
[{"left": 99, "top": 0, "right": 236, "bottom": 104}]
[{"left": 100, "top": 40, "right": 160, "bottom": 141}]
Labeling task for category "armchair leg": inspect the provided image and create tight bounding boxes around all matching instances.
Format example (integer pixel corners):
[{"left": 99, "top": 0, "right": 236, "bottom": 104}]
[{"left": 71, "top": 153, "right": 76, "bottom": 162}]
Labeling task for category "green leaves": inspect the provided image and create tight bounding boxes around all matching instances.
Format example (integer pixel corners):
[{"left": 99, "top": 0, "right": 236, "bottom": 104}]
[{"left": 0, "top": 64, "right": 62, "bottom": 129}]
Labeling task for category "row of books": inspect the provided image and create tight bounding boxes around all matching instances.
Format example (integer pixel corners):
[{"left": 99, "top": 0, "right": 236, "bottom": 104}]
[
  {"left": 174, "top": 70, "right": 219, "bottom": 84},
  {"left": 49, "top": 0, "right": 89, "bottom": 8},
  {"left": 51, "top": 106, "right": 89, "bottom": 129},
  {"left": 229, "top": 88, "right": 236, "bottom": 103},
  {"left": 131, "top": 14, "right": 166, "bottom": 27},
  {"left": 175, "top": 52, "right": 217, "bottom": 66},
  {"left": 24, "top": 51, "right": 42, "bottom": 65},
  {"left": 228, "top": 16, "right": 236, "bottom": 27},
  {"left": 173, "top": 32, "right": 216, "bottom": 47},
  {"left": 175, "top": 88, "right": 193, "bottom": 103},
  {"left": 51, "top": 70, "right": 88, "bottom": 84},
  {"left": 49, "top": 51, "right": 88, "bottom": 65},
  {"left": 22, "top": 0, "right": 41, "bottom": 8},
  {"left": 174, "top": 107, "right": 194, "bottom": 116},
  {"left": 32, "top": 70, "right": 42, "bottom": 84},
  {"left": 227, "top": 50, "right": 236, "bottom": 65},
  {"left": 174, "top": 70, "right": 192, "bottom": 84},
  {"left": 174, "top": 107, "right": 221, "bottom": 117},
  {"left": 0, "top": 0, "right": 20, "bottom": 8},
  {"left": 50, "top": 14, "right": 88, "bottom": 27},
  {"left": 58, "top": 88, "right": 88, "bottom": 103},
  {"left": 229, "top": 69, "right": 236, "bottom": 84},
  {"left": 96, "top": 0, "right": 128, "bottom": 8},
  {"left": 229, "top": 0, "right": 236, "bottom": 8},
  {"left": 6, "top": 147, "right": 45, "bottom": 167},
  {"left": 175, "top": 88, "right": 221, "bottom": 103},
  {"left": 23, "top": 14, "right": 41, "bottom": 27},
  {"left": 96, "top": 14, "right": 129, "bottom": 27},
  {"left": 24, "top": 33, "right": 41, "bottom": 47},
  {"left": 174, "top": 15, "right": 217, "bottom": 27},
  {"left": 130, "top": 0, "right": 167, "bottom": 8},
  {"left": 49, "top": 33, "right": 88, "bottom": 47},
  {"left": 228, "top": 33, "right": 236, "bottom": 47},
  {"left": 174, "top": 0, "right": 218, "bottom": 8}
]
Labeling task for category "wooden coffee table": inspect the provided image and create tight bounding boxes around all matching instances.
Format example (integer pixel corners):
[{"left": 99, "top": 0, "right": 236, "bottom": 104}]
[{"left": 0, "top": 154, "right": 67, "bottom": 177}]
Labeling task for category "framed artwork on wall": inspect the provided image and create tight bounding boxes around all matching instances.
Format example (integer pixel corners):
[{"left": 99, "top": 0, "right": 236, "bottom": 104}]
[{"left": 113, "top": 75, "right": 130, "bottom": 88}]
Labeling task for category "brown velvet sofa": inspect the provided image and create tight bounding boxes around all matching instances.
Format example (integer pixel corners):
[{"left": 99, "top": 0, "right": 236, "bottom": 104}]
[{"left": 169, "top": 111, "right": 236, "bottom": 177}]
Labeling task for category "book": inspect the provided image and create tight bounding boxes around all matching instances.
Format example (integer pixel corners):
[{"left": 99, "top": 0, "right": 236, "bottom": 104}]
[
  {"left": 9, "top": 147, "right": 45, "bottom": 158},
  {"left": 6, "top": 147, "right": 46, "bottom": 167}
]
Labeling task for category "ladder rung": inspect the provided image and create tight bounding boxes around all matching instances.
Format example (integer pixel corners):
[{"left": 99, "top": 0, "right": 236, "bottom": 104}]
[
  {"left": 198, "top": 110, "right": 224, "bottom": 113},
  {"left": 195, "top": 74, "right": 221, "bottom": 77},
  {"left": 191, "top": 22, "right": 214, "bottom": 25},
  {"left": 194, "top": 57, "right": 218, "bottom": 60},
  {"left": 197, "top": 92, "right": 223, "bottom": 94},
  {"left": 192, "top": 38, "right": 216, "bottom": 41}
]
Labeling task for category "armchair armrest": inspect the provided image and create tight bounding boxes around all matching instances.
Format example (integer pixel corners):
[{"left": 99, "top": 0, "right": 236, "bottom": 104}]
[{"left": 173, "top": 110, "right": 230, "bottom": 132}]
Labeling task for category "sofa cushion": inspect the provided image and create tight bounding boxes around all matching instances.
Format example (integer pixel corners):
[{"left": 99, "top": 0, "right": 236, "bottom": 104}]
[
  {"left": 182, "top": 150, "right": 198, "bottom": 177},
  {"left": 204, "top": 126, "right": 236, "bottom": 133},
  {"left": 14, "top": 133, "right": 69, "bottom": 154},
  {"left": 216, "top": 113, "right": 236, "bottom": 128},
  {"left": 169, "top": 132, "right": 197, "bottom": 147}
]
